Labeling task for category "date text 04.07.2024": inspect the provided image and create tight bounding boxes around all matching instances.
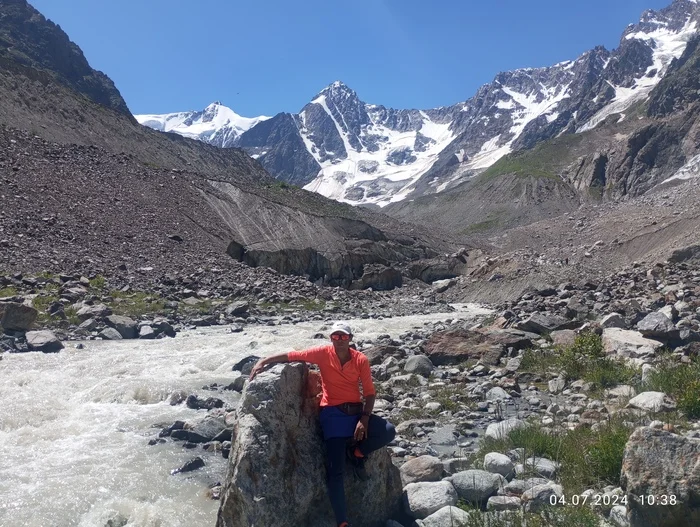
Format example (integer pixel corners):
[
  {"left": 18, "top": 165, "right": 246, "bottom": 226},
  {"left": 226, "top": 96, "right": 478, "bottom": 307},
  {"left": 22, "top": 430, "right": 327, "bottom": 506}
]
[{"left": 550, "top": 494, "right": 678, "bottom": 507}]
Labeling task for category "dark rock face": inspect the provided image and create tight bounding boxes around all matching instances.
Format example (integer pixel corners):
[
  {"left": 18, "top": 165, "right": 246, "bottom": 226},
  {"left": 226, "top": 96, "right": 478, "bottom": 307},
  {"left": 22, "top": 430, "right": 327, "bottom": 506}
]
[
  {"left": 237, "top": 113, "right": 321, "bottom": 186},
  {"left": 0, "top": 0, "right": 131, "bottom": 116},
  {"left": 0, "top": 302, "right": 37, "bottom": 331}
]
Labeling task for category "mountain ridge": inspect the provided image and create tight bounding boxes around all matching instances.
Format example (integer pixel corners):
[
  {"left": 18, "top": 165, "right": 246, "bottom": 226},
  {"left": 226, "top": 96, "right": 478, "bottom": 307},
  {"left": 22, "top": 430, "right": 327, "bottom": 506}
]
[{"left": 136, "top": 0, "right": 700, "bottom": 209}]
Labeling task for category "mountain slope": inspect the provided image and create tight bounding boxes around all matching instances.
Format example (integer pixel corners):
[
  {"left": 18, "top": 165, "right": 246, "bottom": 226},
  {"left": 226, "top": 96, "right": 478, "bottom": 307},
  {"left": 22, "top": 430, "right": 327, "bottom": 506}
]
[
  {"left": 0, "top": 0, "right": 455, "bottom": 287},
  {"left": 0, "top": 0, "right": 130, "bottom": 116}
]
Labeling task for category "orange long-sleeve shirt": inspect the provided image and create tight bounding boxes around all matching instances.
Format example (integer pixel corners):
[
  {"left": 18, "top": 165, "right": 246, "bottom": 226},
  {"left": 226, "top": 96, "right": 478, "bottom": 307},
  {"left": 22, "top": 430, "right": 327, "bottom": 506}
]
[{"left": 287, "top": 345, "right": 376, "bottom": 407}]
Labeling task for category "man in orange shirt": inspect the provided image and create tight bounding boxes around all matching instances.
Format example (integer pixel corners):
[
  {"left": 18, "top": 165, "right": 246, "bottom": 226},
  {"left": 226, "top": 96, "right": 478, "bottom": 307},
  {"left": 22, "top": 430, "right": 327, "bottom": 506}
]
[{"left": 249, "top": 322, "right": 396, "bottom": 527}]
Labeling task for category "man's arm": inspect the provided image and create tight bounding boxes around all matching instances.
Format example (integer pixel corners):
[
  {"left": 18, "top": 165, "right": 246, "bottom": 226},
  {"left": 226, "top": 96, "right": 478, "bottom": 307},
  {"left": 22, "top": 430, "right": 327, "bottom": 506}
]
[{"left": 249, "top": 353, "right": 290, "bottom": 380}]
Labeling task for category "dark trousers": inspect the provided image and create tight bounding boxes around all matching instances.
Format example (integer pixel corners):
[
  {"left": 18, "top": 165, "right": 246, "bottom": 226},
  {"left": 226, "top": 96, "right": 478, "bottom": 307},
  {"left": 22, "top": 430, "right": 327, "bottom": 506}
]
[{"left": 325, "top": 415, "right": 396, "bottom": 525}]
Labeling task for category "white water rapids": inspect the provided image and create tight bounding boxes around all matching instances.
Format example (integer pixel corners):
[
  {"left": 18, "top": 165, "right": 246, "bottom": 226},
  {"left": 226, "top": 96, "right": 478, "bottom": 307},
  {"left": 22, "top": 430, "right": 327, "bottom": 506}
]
[{"left": 0, "top": 304, "right": 491, "bottom": 527}]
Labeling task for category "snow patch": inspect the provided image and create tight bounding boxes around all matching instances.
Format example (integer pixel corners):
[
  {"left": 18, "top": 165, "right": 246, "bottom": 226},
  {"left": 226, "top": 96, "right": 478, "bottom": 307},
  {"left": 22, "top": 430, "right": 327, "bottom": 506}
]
[{"left": 662, "top": 153, "right": 700, "bottom": 183}]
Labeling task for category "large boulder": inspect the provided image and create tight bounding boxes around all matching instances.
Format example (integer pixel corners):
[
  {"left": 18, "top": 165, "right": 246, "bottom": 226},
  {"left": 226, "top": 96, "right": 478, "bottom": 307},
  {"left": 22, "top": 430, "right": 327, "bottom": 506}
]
[
  {"left": 216, "top": 363, "right": 402, "bottom": 527},
  {"left": 403, "top": 481, "right": 458, "bottom": 520},
  {"left": 400, "top": 455, "right": 444, "bottom": 486},
  {"left": 25, "top": 330, "right": 63, "bottom": 353},
  {"left": 621, "top": 427, "right": 700, "bottom": 527},
  {"left": 404, "top": 355, "right": 435, "bottom": 377},
  {"left": 448, "top": 470, "right": 506, "bottom": 505},
  {"left": 75, "top": 303, "right": 111, "bottom": 321},
  {"left": 514, "top": 313, "right": 577, "bottom": 334},
  {"left": 0, "top": 302, "right": 37, "bottom": 331},
  {"left": 636, "top": 312, "right": 676, "bottom": 339},
  {"left": 424, "top": 329, "right": 536, "bottom": 366},
  {"left": 416, "top": 505, "right": 471, "bottom": 526},
  {"left": 106, "top": 315, "right": 138, "bottom": 339},
  {"left": 602, "top": 328, "right": 664, "bottom": 358}
]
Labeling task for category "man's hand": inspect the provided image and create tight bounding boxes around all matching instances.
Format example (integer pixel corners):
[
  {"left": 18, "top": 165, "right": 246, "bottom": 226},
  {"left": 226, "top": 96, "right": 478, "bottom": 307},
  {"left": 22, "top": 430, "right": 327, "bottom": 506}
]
[
  {"left": 249, "top": 360, "right": 267, "bottom": 380},
  {"left": 354, "top": 416, "right": 369, "bottom": 442}
]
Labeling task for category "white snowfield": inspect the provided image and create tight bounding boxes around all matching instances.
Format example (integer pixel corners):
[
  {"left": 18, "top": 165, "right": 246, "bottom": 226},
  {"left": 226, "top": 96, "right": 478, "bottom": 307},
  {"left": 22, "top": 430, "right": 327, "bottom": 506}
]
[
  {"left": 300, "top": 95, "right": 455, "bottom": 208},
  {"left": 135, "top": 102, "right": 269, "bottom": 144},
  {"left": 578, "top": 16, "right": 698, "bottom": 133}
]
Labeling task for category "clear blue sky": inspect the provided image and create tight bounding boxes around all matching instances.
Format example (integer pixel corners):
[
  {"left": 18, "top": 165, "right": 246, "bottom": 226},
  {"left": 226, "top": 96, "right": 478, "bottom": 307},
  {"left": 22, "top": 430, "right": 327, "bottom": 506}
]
[{"left": 29, "top": 0, "right": 672, "bottom": 117}]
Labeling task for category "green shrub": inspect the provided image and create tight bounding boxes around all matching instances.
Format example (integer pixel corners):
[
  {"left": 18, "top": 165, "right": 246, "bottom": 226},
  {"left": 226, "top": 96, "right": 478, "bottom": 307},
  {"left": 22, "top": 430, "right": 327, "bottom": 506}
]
[
  {"left": 0, "top": 286, "right": 18, "bottom": 297},
  {"left": 521, "top": 333, "right": 638, "bottom": 390},
  {"left": 89, "top": 275, "right": 106, "bottom": 290},
  {"left": 476, "top": 418, "right": 634, "bottom": 493},
  {"left": 644, "top": 357, "right": 700, "bottom": 418}
]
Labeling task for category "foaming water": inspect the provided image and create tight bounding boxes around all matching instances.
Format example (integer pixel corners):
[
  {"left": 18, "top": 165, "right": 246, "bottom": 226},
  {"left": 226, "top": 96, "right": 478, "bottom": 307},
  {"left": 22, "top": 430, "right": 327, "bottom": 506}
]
[{"left": 0, "top": 304, "right": 491, "bottom": 527}]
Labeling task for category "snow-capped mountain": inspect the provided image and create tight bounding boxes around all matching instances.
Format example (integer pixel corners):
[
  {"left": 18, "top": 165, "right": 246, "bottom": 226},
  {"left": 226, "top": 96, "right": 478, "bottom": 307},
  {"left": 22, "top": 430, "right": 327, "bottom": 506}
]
[
  {"left": 138, "top": 0, "right": 700, "bottom": 207},
  {"left": 135, "top": 102, "right": 269, "bottom": 147}
]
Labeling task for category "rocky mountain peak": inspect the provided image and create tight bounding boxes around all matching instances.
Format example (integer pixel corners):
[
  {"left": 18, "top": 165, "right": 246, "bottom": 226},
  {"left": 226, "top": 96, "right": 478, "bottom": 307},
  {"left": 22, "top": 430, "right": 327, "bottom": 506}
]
[{"left": 0, "top": 0, "right": 131, "bottom": 116}]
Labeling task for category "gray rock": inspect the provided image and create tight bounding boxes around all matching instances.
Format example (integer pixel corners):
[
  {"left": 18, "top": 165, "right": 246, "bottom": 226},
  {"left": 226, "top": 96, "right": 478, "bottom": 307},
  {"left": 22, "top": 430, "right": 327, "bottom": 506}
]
[
  {"left": 600, "top": 313, "right": 626, "bottom": 329},
  {"left": 486, "top": 496, "right": 521, "bottom": 511},
  {"left": 449, "top": 470, "right": 506, "bottom": 504},
  {"left": 503, "top": 478, "right": 550, "bottom": 496},
  {"left": 0, "top": 302, "right": 37, "bottom": 331},
  {"left": 99, "top": 327, "right": 123, "bottom": 340},
  {"left": 25, "top": 330, "right": 63, "bottom": 353},
  {"left": 485, "top": 387, "right": 511, "bottom": 401},
  {"left": 521, "top": 483, "right": 563, "bottom": 512},
  {"left": 602, "top": 328, "right": 664, "bottom": 357},
  {"left": 523, "top": 457, "right": 558, "bottom": 479},
  {"left": 106, "top": 315, "right": 138, "bottom": 339},
  {"left": 225, "top": 301, "right": 249, "bottom": 316},
  {"left": 403, "top": 481, "right": 458, "bottom": 520},
  {"left": 400, "top": 455, "right": 444, "bottom": 486},
  {"left": 188, "top": 417, "right": 227, "bottom": 443},
  {"left": 78, "top": 318, "right": 98, "bottom": 331},
  {"left": 485, "top": 418, "right": 525, "bottom": 440},
  {"left": 621, "top": 427, "right": 700, "bottom": 527},
  {"left": 609, "top": 505, "right": 630, "bottom": 527},
  {"left": 216, "top": 364, "right": 401, "bottom": 527},
  {"left": 548, "top": 377, "right": 565, "bottom": 394},
  {"left": 415, "top": 505, "right": 471, "bottom": 526},
  {"left": 483, "top": 453, "right": 514, "bottom": 478},
  {"left": 514, "top": 313, "right": 575, "bottom": 334},
  {"left": 550, "top": 329, "right": 576, "bottom": 347},
  {"left": 637, "top": 312, "right": 676, "bottom": 338},
  {"left": 627, "top": 392, "right": 676, "bottom": 413},
  {"left": 76, "top": 303, "right": 111, "bottom": 321},
  {"left": 404, "top": 355, "right": 435, "bottom": 377},
  {"left": 138, "top": 325, "right": 156, "bottom": 339}
]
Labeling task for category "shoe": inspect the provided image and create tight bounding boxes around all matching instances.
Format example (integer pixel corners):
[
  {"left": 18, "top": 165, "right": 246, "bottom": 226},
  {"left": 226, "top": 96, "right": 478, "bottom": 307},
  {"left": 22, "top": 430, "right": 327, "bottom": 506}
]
[{"left": 346, "top": 445, "right": 370, "bottom": 481}]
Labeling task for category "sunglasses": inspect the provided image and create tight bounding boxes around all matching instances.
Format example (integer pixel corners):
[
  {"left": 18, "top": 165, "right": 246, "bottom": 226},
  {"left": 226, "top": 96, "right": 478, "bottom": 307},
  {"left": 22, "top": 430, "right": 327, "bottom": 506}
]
[{"left": 330, "top": 333, "right": 351, "bottom": 341}]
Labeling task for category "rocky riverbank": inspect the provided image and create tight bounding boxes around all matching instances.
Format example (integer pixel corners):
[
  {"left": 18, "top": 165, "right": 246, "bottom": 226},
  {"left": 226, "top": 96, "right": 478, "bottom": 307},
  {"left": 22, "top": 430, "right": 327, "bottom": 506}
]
[{"left": 144, "top": 258, "right": 700, "bottom": 526}]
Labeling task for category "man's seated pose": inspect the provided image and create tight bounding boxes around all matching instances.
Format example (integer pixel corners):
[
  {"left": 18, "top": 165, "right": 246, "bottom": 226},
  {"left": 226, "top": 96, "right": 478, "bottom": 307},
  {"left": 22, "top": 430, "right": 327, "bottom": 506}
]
[{"left": 249, "top": 322, "right": 396, "bottom": 527}]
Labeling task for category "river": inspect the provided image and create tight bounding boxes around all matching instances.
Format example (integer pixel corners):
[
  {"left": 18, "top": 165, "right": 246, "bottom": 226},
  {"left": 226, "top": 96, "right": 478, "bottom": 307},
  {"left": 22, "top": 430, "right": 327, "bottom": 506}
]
[{"left": 0, "top": 304, "right": 491, "bottom": 527}]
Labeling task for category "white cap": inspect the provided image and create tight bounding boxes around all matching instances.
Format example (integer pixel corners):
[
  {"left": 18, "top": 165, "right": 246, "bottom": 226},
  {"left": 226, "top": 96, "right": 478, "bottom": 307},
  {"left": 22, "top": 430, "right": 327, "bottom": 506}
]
[{"left": 330, "top": 322, "right": 352, "bottom": 335}]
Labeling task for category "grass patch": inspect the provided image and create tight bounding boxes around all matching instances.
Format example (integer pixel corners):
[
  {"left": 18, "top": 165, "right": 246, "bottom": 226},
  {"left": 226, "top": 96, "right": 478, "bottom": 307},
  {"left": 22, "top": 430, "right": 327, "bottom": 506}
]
[
  {"left": 0, "top": 286, "right": 18, "bottom": 297},
  {"left": 454, "top": 505, "right": 600, "bottom": 527},
  {"left": 476, "top": 133, "right": 585, "bottom": 187},
  {"left": 64, "top": 306, "right": 81, "bottom": 326},
  {"left": 32, "top": 294, "right": 60, "bottom": 323},
  {"left": 89, "top": 275, "right": 107, "bottom": 290},
  {"left": 521, "top": 332, "right": 638, "bottom": 391},
  {"left": 108, "top": 290, "right": 166, "bottom": 318},
  {"left": 476, "top": 418, "right": 634, "bottom": 494},
  {"left": 643, "top": 356, "right": 700, "bottom": 418}
]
